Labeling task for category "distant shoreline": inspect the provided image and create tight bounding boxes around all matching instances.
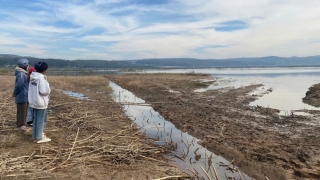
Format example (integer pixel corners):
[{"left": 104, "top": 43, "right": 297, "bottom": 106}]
[{"left": 1, "top": 54, "right": 320, "bottom": 69}]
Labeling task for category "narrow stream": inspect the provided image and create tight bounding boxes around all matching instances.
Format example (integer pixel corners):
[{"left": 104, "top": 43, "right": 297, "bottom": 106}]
[{"left": 109, "top": 82, "right": 252, "bottom": 180}]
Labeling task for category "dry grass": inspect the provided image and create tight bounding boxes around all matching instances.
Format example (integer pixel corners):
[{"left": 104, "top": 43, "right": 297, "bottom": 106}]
[
  {"left": 0, "top": 68, "right": 13, "bottom": 76},
  {"left": 0, "top": 75, "right": 183, "bottom": 180},
  {"left": 114, "top": 73, "right": 215, "bottom": 93},
  {"left": 48, "top": 76, "right": 111, "bottom": 93}
]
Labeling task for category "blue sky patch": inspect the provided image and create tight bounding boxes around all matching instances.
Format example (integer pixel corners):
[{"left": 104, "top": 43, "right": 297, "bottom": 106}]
[
  {"left": 51, "top": 20, "right": 82, "bottom": 29},
  {"left": 129, "top": 0, "right": 171, "bottom": 5},
  {"left": 215, "top": 20, "right": 247, "bottom": 32},
  {"left": 193, "top": 45, "right": 227, "bottom": 53}
]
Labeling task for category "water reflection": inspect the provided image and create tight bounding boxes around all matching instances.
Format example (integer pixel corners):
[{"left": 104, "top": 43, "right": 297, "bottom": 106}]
[
  {"left": 249, "top": 75, "right": 320, "bottom": 115},
  {"left": 143, "top": 68, "right": 320, "bottom": 115},
  {"left": 63, "top": 91, "right": 88, "bottom": 100},
  {"left": 109, "top": 82, "right": 252, "bottom": 180},
  {"left": 143, "top": 67, "right": 320, "bottom": 75}
]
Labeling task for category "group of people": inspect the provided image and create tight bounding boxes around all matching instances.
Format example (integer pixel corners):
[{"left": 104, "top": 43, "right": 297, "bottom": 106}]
[{"left": 12, "top": 59, "right": 51, "bottom": 143}]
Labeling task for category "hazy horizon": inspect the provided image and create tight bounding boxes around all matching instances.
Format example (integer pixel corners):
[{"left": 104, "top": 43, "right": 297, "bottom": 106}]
[{"left": 1, "top": 53, "right": 320, "bottom": 61}]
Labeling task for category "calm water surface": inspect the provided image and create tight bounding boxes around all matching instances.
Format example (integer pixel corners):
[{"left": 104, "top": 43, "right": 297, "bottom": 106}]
[{"left": 143, "top": 67, "right": 320, "bottom": 115}]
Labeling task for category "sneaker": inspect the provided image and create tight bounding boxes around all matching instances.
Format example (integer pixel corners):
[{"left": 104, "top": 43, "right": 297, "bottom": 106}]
[
  {"left": 27, "top": 122, "right": 33, "bottom": 127},
  {"left": 33, "top": 133, "right": 47, "bottom": 142},
  {"left": 36, "top": 136, "right": 51, "bottom": 143}
]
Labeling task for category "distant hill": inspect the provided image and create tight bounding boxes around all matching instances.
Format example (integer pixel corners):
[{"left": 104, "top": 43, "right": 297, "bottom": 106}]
[
  {"left": 1, "top": 54, "right": 320, "bottom": 68},
  {"left": 0, "top": 54, "right": 148, "bottom": 69},
  {"left": 135, "top": 56, "right": 320, "bottom": 68}
]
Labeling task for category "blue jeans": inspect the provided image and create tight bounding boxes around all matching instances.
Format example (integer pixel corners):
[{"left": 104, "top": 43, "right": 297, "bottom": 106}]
[
  {"left": 26, "top": 106, "right": 33, "bottom": 124},
  {"left": 32, "top": 108, "right": 48, "bottom": 140}
]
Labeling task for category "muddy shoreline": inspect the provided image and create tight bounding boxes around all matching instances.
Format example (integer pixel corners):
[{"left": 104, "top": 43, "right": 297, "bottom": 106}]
[
  {"left": 108, "top": 74, "right": 320, "bottom": 180},
  {"left": 303, "top": 83, "right": 320, "bottom": 108}
]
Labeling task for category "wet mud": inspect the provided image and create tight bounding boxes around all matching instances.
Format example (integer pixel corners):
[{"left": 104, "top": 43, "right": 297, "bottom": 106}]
[
  {"left": 303, "top": 83, "right": 320, "bottom": 108},
  {"left": 107, "top": 74, "right": 320, "bottom": 180}
]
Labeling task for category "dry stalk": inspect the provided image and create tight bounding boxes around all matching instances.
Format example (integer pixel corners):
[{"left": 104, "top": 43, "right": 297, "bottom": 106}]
[
  {"left": 25, "top": 151, "right": 36, "bottom": 162},
  {"left": 211, "top": 163, "right": 219, "bottom": 180},
  {"left": 200, "top": 166, "right": 212, "bottom": 180},
  {"left": 153, "top": 175, "right": 191, "bottom": 180},
  {"left": 67, "top": 128, "right": 80, "bottom": 160},
  {"left": 138, "top": 155, "right": 173, "bottom": 166}
]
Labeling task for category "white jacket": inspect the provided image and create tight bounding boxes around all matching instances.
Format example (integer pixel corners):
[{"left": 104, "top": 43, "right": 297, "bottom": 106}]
[{"left": 28, "top": 72, "right": 51, "bottom": 109}]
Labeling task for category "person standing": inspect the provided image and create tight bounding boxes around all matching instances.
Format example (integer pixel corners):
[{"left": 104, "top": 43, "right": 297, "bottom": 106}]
[
  {"left": 26, "top": 67, "right": 35, "bottom": 126},
  {"left": 28, "top": 62, "right": 51, "bottom": 143},
  {"left": 12, "top": 59, "right": 29, "bottom": 131}
]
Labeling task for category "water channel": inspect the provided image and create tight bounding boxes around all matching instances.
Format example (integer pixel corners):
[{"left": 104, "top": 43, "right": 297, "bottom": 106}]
[
  {"left": 62, "top": 83, "right": 249, "bottom": 179},
  {"left": 109, "top": 82, "right": 251, "bottom": 180}
]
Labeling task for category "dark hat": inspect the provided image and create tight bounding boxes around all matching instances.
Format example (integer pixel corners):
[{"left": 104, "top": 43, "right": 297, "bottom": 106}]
[{"left": 34, "top": 62, "right": 48, "bottom": 73}]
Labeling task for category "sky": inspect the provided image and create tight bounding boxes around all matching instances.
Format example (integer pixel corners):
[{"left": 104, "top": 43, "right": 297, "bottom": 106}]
[{"left": 1, "top": 0, "right": 320, "bottom": 60}]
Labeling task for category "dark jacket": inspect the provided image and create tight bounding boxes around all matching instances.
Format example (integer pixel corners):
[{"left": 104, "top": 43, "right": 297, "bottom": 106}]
[{"left": 13, "top": 67, "right": 28, "bottom": 103}]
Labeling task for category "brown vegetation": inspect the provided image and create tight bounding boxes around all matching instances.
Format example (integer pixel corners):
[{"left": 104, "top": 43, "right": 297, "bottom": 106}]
[{"left": 0, "top": 75, "right": 182, "bottom": 180}]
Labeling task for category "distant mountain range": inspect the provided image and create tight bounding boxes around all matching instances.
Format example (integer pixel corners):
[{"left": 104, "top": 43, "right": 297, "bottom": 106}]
[
  {"left": 0, "top": 54, "right": 142, "bottom": 69},
  {"left": 134, "top": 56, "right": 320, "bottom": 68},
  {"left": 1, "top": 54, "right": 320, "bottom": 68}
]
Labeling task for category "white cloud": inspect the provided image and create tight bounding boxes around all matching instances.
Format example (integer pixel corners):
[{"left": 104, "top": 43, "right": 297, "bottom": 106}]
[
  {"left": 55, "top": 2, "right": 138, "bottom": 33},
  {"left": 0, "top": 23, "right": 80, "bottom": 34},
  {"left": 0, "top": 34, "right": 46, "bottom": 56},
  {"left": 97, "top": 0, "right": 320, "bottom": 58},
  {"left": 0, "top": 35, "right": 23, "bottom": 46},
  {"left": 0, "top": 45, "right": 46, "bottom": 56},
  {"left": 70, "top": 48, "right": 91, "bottom": 52},
  {"left": 1, "top": 0, "right": 320, "bottom": 59}
]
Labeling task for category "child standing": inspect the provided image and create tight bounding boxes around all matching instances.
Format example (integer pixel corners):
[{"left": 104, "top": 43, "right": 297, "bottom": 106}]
[
  {"left": 12, "top": 59, "right": 29, "bottom": 131},
  {"left": 26, "top": 67, "right": 35, "bottom": 126},
  {"left": 28, "top": 62, "right": 51, "bottom": 143}
]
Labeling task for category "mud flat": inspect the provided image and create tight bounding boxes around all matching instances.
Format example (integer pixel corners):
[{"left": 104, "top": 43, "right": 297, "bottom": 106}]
[
  {"left": 109, "top": 81, "right": 254, "bottom": 180},
  {"left": 303, "top": 83, "right": 320, "bottom": 108},
  {"left": 107, "top": 73, "right": 320, "bottom": 180},
  {"left": 0, "top": 75, "right": 181, "bottom": 179}
]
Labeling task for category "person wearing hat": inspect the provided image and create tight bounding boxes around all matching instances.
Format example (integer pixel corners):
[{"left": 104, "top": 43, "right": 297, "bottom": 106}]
[
  {"left": 12, "top": 58, "right": 30, "bottom": 131},
  {"left": 28, "top": 62, "right": 51, "bottom": 143}
]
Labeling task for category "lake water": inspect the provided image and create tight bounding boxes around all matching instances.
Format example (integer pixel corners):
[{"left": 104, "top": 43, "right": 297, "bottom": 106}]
[{"left": 142, "top": 67, "right": 320, "bottom": 115}]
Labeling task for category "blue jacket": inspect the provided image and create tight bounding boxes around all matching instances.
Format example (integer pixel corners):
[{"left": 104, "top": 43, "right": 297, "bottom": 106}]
[{"left": 13, "top": 67, "right": 29, "bottom": 104}]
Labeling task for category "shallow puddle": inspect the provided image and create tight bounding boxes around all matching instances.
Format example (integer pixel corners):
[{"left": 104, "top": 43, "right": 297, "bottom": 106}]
[
  {"left": 63, "top": 91, "right": 88, "bottom": 100},
  {"left": 109, "top": 82, "right": 252, "bottom": 180}
]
